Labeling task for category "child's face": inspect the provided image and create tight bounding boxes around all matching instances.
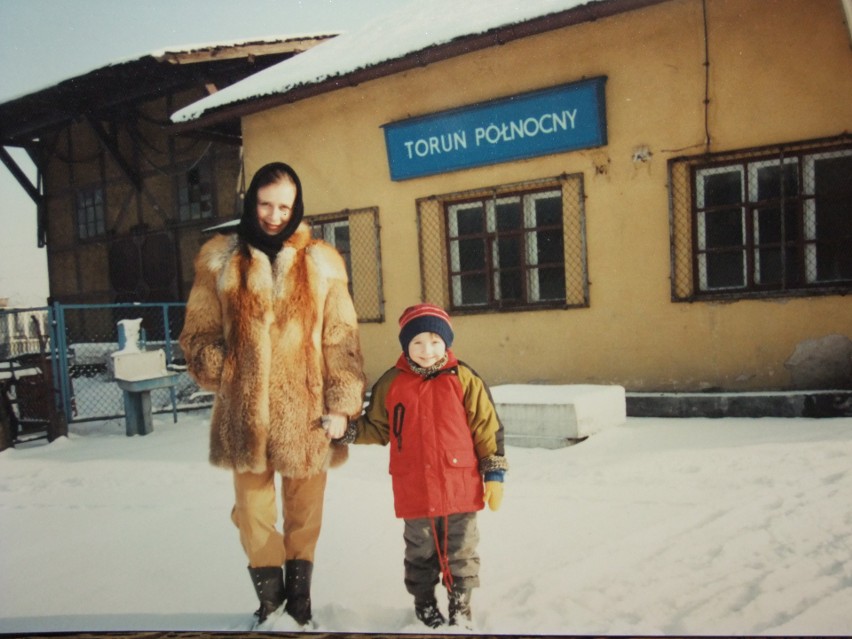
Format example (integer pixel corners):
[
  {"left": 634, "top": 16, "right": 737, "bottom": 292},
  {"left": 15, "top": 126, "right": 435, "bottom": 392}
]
[{"left": 407, "top": 331, "right": 447, "bottom": 368}]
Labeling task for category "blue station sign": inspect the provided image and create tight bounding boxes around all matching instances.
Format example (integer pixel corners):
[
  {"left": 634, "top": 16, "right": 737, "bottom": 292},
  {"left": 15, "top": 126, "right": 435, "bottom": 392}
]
[{"left": 382, "top": 77, "right": 607, "bottom": 181}]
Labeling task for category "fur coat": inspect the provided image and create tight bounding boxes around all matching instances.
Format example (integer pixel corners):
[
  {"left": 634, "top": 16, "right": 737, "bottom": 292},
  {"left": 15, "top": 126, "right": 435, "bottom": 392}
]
[{"left": 179, "top": 223, "right": 365, "bottom": 478}]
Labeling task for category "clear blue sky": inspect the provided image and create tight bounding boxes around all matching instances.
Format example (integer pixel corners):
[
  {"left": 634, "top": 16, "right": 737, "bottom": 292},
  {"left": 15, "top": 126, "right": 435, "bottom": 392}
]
[{"left": 0, "top": 0, "right": 403, "bottom": 305}]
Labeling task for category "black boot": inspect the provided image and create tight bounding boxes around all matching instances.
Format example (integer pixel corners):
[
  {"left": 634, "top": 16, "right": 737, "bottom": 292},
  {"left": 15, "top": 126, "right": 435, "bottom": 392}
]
[
  {"left": 248, "top": 566, "right": 285, "bottom": 625},
  {"left": 448, "top": 587, "right": 472, "bottom": 628},
  {"left": 284, "top": 559, "right": 313, "bottom": 626},
  {"left": 414, "top": 592, "right": 446, "bottom": 628}
]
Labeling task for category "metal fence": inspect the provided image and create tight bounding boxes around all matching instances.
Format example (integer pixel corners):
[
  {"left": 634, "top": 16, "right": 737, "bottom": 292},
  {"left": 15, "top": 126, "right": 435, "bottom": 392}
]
[
  {"left": 0, "top": 302, "right": 211, "bottom": 427},
  {"left": 415, "top": 173, "right": 589, "bottom": 312},
  {"left": 310, "top": 206, "right": 385, "bottom": 323},
  {"left": 1, "top": 210, "right": 386, "bottom": 428},
  {"left": 668, "top": 135, "right": 852, "bottom": 302}
]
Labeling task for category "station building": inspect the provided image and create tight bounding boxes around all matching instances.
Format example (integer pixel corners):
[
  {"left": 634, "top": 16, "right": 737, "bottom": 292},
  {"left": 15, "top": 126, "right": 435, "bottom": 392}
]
[{"left": 172, "top": 0, "right": 852, "bottom": 392}]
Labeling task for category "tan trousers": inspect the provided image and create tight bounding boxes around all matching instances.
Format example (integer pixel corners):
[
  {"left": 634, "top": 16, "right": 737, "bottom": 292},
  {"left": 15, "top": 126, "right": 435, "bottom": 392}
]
[{"left": 231, "top": 468, "right": 327, "bottom": 568}]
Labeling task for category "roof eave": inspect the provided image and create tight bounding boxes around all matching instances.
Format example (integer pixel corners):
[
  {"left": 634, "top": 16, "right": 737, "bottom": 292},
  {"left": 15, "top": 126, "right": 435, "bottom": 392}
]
[
  {"left": 171, "top": 0, "right": 672, "bottom": 135},
  {"left": 0, "top": 35, "right": 338, "bottom": 145},
  {"left": 152, "top": 34, "right": 338, "bottom": 65}
]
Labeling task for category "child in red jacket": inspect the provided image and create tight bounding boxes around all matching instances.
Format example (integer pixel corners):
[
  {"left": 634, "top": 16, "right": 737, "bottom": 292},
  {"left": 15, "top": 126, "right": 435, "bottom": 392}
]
[{"left": 332, "top": 303, "right": 508, "bottom": 629}]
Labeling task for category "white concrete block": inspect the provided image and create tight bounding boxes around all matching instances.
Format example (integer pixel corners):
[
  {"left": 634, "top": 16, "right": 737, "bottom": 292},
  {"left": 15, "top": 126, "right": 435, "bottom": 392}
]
[
  {"left": 111, "top": 349, "right": 168, "bottom": 381},
  {"left": 491, "top": 384, "right": 626, "bottom": 448}
]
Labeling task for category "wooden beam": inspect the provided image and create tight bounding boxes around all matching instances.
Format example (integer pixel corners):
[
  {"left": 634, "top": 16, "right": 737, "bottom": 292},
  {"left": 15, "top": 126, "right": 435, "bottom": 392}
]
[
  {"left": 84, "top": 113, "right": 143, "bottom": 191},
  {"left": 0, "top": 145, "right": 41, "bottom": 204},
  {"left": 37, "top": 199, "right": 47, "bottom": 248},
  {"left": 152, "top": 36, "right": 335, "bottom": 65},
  {"left": 176, "top": 126, "right": 243, "bottom": 146}
]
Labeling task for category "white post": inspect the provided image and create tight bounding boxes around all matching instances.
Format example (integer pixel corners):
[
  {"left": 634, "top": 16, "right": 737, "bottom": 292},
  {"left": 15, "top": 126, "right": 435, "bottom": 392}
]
[{"left": 117, "top": 318, "right": 143, "bottom": 352}]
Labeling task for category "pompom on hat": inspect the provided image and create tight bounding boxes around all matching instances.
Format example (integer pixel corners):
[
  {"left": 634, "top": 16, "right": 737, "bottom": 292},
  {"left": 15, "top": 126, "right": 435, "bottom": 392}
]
[{"left": 398, "top": 303, "right": 454, "bottom": 353}]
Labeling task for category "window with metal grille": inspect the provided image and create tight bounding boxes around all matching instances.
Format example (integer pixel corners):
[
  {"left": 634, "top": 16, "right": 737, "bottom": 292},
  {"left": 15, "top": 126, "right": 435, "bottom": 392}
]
[
  {"left": 312, "top": 218, "right": 352, "bottom": 283},
  {"left": 669, "top": 137, "right": 852, "bottom": 300},
  {"left": 417, "top": 174, "right": 588, "bottom": 313},
  {"left": 75, "top": 188, "right": 106, "bottom": 240},
  {"left": 309, "top": 207, "right": 384, "bottom": 322},
  {"left": 177, "top": 162, "right": 214, "bottom": 222}
]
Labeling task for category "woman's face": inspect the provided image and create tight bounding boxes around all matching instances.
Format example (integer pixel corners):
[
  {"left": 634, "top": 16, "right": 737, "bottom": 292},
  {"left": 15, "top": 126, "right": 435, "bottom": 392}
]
[{"left": 255, "top": 177, "right": 298, "bottom": 235}]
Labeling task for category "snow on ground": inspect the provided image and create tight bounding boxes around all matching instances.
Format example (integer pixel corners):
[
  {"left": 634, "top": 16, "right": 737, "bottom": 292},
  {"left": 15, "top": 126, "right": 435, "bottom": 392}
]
[{"left": 2, "top": 408, "right": 852, "bottom": 635}]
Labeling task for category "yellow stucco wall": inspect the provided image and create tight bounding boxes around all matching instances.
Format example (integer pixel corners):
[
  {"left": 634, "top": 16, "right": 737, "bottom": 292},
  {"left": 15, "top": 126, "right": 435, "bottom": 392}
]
[{"left": 241, "top": 0, "right": 852, "bottom": 391}]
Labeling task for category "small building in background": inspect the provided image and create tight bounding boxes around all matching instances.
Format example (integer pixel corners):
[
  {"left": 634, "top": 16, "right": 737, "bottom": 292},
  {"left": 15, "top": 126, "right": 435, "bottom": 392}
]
[{"left": 0, "top": 34, "right": 335, "bottom": 310}]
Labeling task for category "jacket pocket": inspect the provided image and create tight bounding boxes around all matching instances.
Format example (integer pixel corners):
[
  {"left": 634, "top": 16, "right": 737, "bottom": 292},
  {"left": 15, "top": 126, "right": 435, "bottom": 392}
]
[
  {"left": 442, "top": 449, "right": 481, "bottom": 512},
  {"left": 443, "top": 449, "right": 477, "bottom": 469}
]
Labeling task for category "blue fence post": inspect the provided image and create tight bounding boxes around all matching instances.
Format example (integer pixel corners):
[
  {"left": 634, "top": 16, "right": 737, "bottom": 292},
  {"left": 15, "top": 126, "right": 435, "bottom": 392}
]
[
  {"left": 50, "top": 301, "right": 74, "bottom": 423},
  {"left": 162, "top": 303, "right": 178, "bottom": 423}
]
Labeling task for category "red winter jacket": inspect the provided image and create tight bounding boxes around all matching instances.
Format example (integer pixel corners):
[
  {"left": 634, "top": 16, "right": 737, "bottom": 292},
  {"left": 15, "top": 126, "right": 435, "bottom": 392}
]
[{"left": 352, "top": 351, "right": 505, "bottom": 519}]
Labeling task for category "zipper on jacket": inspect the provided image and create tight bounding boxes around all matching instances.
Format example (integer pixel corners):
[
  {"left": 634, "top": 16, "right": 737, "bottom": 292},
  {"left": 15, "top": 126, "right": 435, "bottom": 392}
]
[{"left": 392, "top": 402, "right": 405, "bottom": 451}]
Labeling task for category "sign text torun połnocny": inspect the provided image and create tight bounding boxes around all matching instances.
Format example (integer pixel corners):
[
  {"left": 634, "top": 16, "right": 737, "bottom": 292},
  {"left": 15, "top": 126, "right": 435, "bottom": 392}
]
[{"left": 382, "top": 77, "right": 607, "bottom": 181}]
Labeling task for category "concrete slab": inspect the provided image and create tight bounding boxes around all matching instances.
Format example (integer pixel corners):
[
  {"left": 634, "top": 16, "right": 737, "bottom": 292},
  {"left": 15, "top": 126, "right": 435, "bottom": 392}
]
[
  {"left": 627, "top": 390, "right": 852, "bottom": 418},
  {"left": 491, "top": 384, "right": 626, "bottom": 449}
]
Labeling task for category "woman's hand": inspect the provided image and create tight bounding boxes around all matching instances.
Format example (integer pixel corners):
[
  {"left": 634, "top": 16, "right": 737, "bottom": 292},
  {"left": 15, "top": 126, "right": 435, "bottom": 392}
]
[{"left": 321, "top": 413, "right": 348, "bottom": 439}]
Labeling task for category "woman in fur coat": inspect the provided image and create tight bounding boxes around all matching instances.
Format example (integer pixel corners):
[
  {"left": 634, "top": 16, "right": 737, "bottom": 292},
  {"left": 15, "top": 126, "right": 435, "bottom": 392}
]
[{"left": 179, "top": 162, "right": 365, "bottom": 628}]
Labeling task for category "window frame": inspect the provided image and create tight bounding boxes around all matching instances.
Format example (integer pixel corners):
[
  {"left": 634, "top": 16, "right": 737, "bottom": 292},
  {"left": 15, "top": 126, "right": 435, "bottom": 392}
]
[
  {"left": 414, "top": 174, "right": 587, "bottom": 315},
  {"left": 671, "top": 137, "right": 852, "bottom": 302},
  {"left": 75, "top": 186, "right": 106, "bottom": 241},
  {"left": 308, "top": 207, "right": 385, "bottom": 323},
  {"left": 176, "top": 160, "right": 215, "bottom": 223},
  {"left": 445, "top": 187, "right": 567, "bottom": 310},
  {"left": 803, "top": 148, "right": 852, "bottom": 284},
  {"left": 311, "top": 216, "right": 353, "bottom": 291}
]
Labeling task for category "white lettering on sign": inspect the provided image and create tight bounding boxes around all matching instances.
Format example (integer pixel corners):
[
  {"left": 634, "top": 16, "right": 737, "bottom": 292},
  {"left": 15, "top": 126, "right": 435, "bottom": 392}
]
[
  {"left": 399, "top": 109, "right": 579, "bottom": 159},
  {"left": 403, "top": 130, "right": 468, "bottom": 159},
  {"left": 384, "top": 78, "right": 606, "bottom": 180},
  {"left": 474, "top": 109, "right": 577, "bottom": 146}
]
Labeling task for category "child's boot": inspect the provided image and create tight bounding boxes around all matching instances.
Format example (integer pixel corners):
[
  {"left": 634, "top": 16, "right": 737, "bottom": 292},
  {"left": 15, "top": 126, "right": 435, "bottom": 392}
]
[
  {"left": 448, "top": 587, "right": 473, "bottom": 628},
  {"left": 414, "top": 591, "right": 446, "bottom": 628}
]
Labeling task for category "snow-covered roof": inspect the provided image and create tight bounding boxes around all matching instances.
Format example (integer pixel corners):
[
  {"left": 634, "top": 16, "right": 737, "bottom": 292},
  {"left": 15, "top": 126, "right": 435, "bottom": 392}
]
[
  {"left": 172, "top": 0, "right": 648, "bottom": 125},
  {"left": 2, "top": 34, "right": 337, "bottom": 105},
  {"left": 91, "top": 33, "right": 338, "bottom": 71},
  {"left": 0, "top": 33, "right": 337, "bottom": 146},
  {"left": 147, "top": 33, "right": 338, "bottom": 60}
]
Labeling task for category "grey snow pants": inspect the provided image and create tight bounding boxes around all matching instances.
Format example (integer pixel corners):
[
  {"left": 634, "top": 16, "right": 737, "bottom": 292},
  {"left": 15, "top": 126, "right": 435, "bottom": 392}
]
[{"left": 403, "top": 511, "right": 480, "bottom": 597}]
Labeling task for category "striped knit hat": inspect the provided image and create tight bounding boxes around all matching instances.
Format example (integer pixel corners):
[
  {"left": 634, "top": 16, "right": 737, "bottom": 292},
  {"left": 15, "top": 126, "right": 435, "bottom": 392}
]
[{"left": 398, "top": 303, "right": 454, "bottom": 353}]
